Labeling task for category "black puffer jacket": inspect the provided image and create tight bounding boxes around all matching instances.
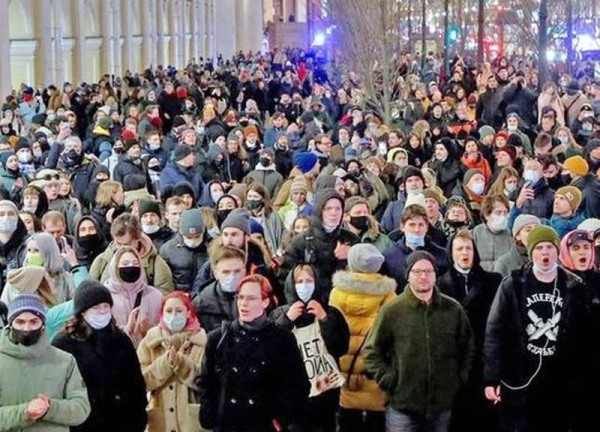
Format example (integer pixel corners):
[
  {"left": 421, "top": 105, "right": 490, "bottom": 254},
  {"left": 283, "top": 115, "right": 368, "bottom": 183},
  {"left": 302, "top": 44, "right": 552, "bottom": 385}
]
[
  {"left": 197, "top": 319, "right": 309, "bottom": 432},
  {"left": 159, "top": 232, "right": 208, "bottom": 292},
  {"left": 192, "top": 280, "right": 237, "bottom": 333},
  {"left": 53, "top": 325, "right": 148, "bottom": 432}
]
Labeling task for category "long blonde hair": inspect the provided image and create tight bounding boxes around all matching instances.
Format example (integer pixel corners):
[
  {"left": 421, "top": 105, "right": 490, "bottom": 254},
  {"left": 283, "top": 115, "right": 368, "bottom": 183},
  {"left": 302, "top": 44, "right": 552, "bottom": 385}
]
[{"left": 95, "top": 181, "right": 123, "bottom": 207}]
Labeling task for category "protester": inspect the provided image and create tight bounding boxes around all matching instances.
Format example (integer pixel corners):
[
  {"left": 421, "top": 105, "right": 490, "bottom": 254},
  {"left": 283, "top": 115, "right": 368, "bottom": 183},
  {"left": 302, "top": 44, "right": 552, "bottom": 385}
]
[
  {"left": 0, "top": 294, "right": 91, "bottom": 430},
  {"left": 138, "top": 291, "right": 207, "bottom": 432},
  {"left": 53, "top": 281, "right": 148, "bottom": 432},
  {"left": 196, "top": 274, "right": 310, "bottom": 431}
]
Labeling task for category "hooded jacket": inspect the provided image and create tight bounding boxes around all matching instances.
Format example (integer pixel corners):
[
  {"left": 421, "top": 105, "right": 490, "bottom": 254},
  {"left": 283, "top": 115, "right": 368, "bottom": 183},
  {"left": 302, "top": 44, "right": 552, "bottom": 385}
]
[
  {"left": 0, "top": 215, "right": 28, "bottom": 289},
  {"left": 437, "top": 234, "right": 502, "bottom": 377},
  {"left": 283, "top": 189, "right": 346, "bottom": 300},
  {"left": 74, "top": 216, "right": 108, "bottom": 270},
  {"left": 90, "top": 234, "right": 174, "bottom": 293},
  {"left": 245, "top": 164, "right": 284, "bottom": 200},
  {"left": 0, "top": 328, "right": 91, "bottom": 431},
  {"left": 329, "top": 269, "right": 396, "bottom": 411}
]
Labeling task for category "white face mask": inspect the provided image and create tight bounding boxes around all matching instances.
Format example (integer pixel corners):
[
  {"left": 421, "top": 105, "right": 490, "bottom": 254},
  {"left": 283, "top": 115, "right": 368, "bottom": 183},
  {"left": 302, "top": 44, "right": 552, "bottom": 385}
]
[
  {"left": 149, "top": 142, "right": 161, "bottom": 151},
  {"left": 295, "top": 283, "right": 315, "bottom": 303},
  {"left": 523, "top": 170, "right": 540, "bottom": 184},
  {"left": 505, "top": 183, "right": 518, "bottom": 193},
  {"left": 489, "top": 215, "right": 508, "bottom": 232},
  {"left": 83, "top": 311, "right": 112, "bottom": 330},
  {"left": 142, "top": 224, "right": 160, "bottom": 235},
  {"left": 0, "top": 216, "right": 18, "bottom": 234},
  {"left": 470, "top": 182, "right": 485, "bottom": 196},
  {"left": 220, "top": 273, "right": 243, "bottom": 293},
  {"left": 211, "top": 191, "right": 224, "bottom": 203},
  {"left": 507, "top": 124, "right": 517, "bottom": 132},
  {"left": 183, "top": 237, "right": 203, "bottom": 248}
]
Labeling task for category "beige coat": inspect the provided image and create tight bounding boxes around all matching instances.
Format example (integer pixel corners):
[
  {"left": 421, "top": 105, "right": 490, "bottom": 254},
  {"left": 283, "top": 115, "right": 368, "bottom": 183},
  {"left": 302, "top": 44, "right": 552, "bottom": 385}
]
[{"left": 138, "top": 326, "right": 208, "bottom": 432}]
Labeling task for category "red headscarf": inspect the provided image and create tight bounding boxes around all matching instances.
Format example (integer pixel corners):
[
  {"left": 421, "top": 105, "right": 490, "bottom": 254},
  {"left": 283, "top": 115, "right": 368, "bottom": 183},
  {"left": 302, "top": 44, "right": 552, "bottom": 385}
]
[{"left": 158, "top": 291, "right": 202, "bottom": 333}]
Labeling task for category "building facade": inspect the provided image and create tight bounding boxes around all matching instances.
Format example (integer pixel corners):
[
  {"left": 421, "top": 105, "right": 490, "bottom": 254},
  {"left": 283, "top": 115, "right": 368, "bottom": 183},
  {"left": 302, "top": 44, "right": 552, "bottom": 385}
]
[{"left": 0, "top": 0, "right": 264, "bottom": 98}]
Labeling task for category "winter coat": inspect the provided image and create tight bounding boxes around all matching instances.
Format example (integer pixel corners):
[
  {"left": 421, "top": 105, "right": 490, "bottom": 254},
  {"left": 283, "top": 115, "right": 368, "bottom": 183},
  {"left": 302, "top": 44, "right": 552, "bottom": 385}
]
[
  {"left": 380, "top": 198, "right": 405, "bottom": 234},
  {"left": 472, "top": 223, "right": 513, "bottom": 272},
  {"left": 270, "top": 270, "right": 350, "bottom": 428},
  {"left": 477, "top": 88, "right": 505, "bottom": 128},
  {"left": 73, "top": 216, "right": 108, "bottom": 271},
  {"left": 538, "top": 92, "right": 566, "bottom": 126},
  {"left": 113, "top": 157, "right": 149, "bottom": 188},
  {"left": 160, "top": 160, "right": 205, "bottom": 200},
  {"left": 159, "top": 233, "right": 208, "bottom": 292},
  {"left": 519, "top": 179, "right": 555, "bottom": 219},
  {"left": 562, "top": 92, "right": 590, "bottom": 128},
  {"left": 251, "top": 210, "right": 286, "bottom": 253},
  {"left": 438, "top": 260, "right": 502, "bottom": 377},
  {"left": 146, "top": 226, "right": 175, "bottom": 251},
  {"left": 245, "top": 165, "right": 284, "bottom": 200},
  {"left": 53, "top": 326, "right": 148, "bottom": 432},
  {"left": 196, "top": 319, "right": 310, "bottom": 432},
  {"left": 203, "top": 118, "right": 226, "bottom": 145},
  {"left": 0, "top": 217, "right": 28, "bottom": 289},
  {"left": 277, "top": 201, "right": 314, "bottom": 232},
  {"left": 461, "top": 153, "right": 492, "bottom": 183},
  {"left": 0, "top": 166, "right": 27, "bottom": 199},
  {"left": 90, "top": 235, "right": 174, "bottom": 293},
  {"left": 502, "top": 82, "right": 539, "bottom": 128},
  {"left": 192, "top": 280, "right": 237, "bottom": 333},
  {"left": 382, "top": 235, "right": 449, "bottom": 291},
  {"left": 429, "top": 156, "right": 464, "bottom": 197},
  {"left": 0, "top": 329, "right": 91, "bottom": 431},
  {"left": 494, "top": 243, "right": 529, "bottom": 278},
  {"left": 364, "top": 287, "right": 474, "bottom": 417},
  {"left": 343, "top": 222, "right": 394, "bottom": 253},
  {"left": 56, "top": 155, "right": 99, "bottom": 201},
  {"left": 329, "top": 270, "right": 397, "bottom": 411},
  {"left": 138, "top": 326, "right": 207, "bottom": 432}
]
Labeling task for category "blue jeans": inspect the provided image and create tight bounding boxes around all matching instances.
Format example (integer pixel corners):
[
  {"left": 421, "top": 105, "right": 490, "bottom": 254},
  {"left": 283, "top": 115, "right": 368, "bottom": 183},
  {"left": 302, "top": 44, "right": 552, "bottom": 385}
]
[{"left": 386, "top": 408, "right": 451, "bottom": 432}]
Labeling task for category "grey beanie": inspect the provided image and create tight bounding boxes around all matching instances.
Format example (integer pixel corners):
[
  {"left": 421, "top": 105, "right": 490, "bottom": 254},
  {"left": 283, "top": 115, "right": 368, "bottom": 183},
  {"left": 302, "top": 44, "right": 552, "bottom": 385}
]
[
  {"left": 512, "top": 214, "right": 541, "bottom": 237},
  {"left": 404, "top": 251, "right": 437, "bottom": 280},
  {"left": 8, "top": 294, "right": 46, "bottom": 324},
  {"left": 180, "top": 209, "right": 204, "bottom": 236},
  {"left": 348, "top": 243, "right": 384, "bottom": 273},
  {"left": 221, "top": 208, "right": 250, "bottom": 235}
]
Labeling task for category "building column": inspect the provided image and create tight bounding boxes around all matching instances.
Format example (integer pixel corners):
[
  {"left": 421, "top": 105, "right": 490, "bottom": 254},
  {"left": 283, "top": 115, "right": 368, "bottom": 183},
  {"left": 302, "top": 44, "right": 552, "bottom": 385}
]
[
  {"left": 53, "top": 0, "right": 65, "bottom": 84},
  {"left": 191, "top": 0, "right": 199, "bottom": 62},
  {"left": 0, "top": 0, "right": 10, "bottom": 98},
  {"left": 169, "top": 0, "right": 180, "bottom": 67},
  {"left": 112, "top": 0, "right": 122, "bottom": 78},
  {"left": 72, "top": 0, "right": 86, "bottom": 84},
  {"left": 156, "top": 0, "right": 166, "bottom": 67},
  {"left": 100, "top": 0, "right": 112, "bottom": 76},
  {"left": 209, "top": 0, "right": 217, "bottom": 60},
  {"left": 141, "top": 0, "right": 153, "bottom": 68},
  {"left": 122, "top": 0, "right": 134, "bottom": 72},
  {"left": 199, "top": 0, "right": 206, "bottom": 60},
  {"left": 179, "top": 0, "right": 187, "bottom": 67},
  {"left": 35, "top": 0, "right": 53, "bottom": 86}
]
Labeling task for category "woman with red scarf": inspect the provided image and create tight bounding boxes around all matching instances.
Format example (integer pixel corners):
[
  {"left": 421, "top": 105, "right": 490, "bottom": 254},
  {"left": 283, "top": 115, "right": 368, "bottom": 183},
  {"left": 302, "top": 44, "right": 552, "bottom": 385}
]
[{"left": 137, "top": 291, "right": 207, "bottom": 432}]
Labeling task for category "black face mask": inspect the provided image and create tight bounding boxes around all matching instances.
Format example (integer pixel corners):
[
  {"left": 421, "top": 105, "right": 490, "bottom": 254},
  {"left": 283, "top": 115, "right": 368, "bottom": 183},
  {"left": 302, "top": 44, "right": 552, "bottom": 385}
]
[
  {"left": 350, "top": 215, "right": 370, "bottom": 232},
  {"left": 246, "top": 199, "right": 264, "bottom": 211},
  {"left": 259, "top": 157, "right": 271, "bottom": 167},
  {"left": 10, "top": 327, "right": 44, "bottom": 346},
  {"left": 114, "top": 148, "right": 125, "bottom": 155},
  {"left": 64, "top": 149, "right": 82, "bottom": 166},
  {"left": 78, "top": 234, "right": 102, "bottom": 250},
  {"left": 119, "top": 266, "right": 141, "bottom": 283},
  {"left": 217, "top": 209, "right": 233, "bottom": 226}
]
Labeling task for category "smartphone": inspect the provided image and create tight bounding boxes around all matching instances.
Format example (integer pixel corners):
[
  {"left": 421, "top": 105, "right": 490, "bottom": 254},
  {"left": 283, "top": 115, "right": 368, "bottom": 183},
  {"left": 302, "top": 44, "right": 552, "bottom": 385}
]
[{"left": 378, "top": 141, "right": 388, "bottom": 156}]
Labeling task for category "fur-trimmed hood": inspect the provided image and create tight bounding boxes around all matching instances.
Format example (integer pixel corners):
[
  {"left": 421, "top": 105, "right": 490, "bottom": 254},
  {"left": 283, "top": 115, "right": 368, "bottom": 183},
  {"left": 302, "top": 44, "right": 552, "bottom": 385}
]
[{"left": 332, "top": 271, "right": 396, "bottom": 296}]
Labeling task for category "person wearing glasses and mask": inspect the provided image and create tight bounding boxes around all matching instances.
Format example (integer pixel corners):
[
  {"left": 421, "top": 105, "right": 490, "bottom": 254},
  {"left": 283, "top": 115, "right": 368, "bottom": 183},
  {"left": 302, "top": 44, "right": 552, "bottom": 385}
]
[
  {"left": 365, "top": 251, "right": 474, "bottom": 432},
  {"left": 196, "top": 274, "right": 309, "bottom": 432}
]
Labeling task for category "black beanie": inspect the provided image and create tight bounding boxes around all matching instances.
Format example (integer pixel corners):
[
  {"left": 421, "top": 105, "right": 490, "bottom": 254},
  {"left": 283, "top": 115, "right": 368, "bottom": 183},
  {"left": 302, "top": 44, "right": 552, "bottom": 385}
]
[
  {"left": 73, "top": 281, "right": 114, "bottom": 316},
  {"left": 138, "top": 199, "right": 161, "bottom": 218},
  {"left": 174, "top": 144, "right": 193, "bottom": 162},
  {"left": 404, "top": 251, "right": 437, "bottom": 280},
  {"left": 402, "top": 166, "right": 424, "bottom": 186}
]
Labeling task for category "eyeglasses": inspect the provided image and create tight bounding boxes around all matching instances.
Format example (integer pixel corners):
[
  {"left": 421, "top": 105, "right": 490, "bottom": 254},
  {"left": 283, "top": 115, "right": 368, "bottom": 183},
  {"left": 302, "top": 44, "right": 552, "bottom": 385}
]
[
  {"left": 410, "top": 269, "right": 435, "bottom": 277},
  {"left": 37, "top": 173, "right": 60, "bottom": 181},
  {"left": 235, "top": 294, "right": 262, "bottom": 302}
]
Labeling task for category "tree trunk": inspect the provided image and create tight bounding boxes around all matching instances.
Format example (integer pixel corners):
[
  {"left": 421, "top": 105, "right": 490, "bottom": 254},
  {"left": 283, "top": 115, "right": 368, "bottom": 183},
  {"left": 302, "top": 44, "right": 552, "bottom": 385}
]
[
  {"left": 477, "top": 0, "right": 485, "bottom": 63},
  {"left": 538, "top": 0, "right": 549, "bottom": 88}
]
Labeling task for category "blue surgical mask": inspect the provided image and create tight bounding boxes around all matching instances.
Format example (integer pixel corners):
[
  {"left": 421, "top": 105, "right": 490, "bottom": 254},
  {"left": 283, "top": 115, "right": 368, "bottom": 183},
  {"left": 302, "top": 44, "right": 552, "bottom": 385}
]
[
  {"left": 295, "top": 283, "right": 315, "bottom": 303},
  {"left": 470, "top": 182, "right": 485, "bottom": 196},
  {"left": 84, "top": 312, "right": 112, "bottom": 330},
  {"left": 0, "top": 217, "right": 18, "bottom": 234},
  {"left": 405, "top": 232, "right": 425, "bottom": 248},
  {"left": 220, "top": 273, "right": 243, "bottom": 293},
  {"left": 164, "top": 313, "right": 187, "bottom": 333}
]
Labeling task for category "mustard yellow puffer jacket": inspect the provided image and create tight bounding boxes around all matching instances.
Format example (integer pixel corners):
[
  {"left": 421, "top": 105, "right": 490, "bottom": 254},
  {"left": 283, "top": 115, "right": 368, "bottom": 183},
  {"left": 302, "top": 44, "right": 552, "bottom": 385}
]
[{"left": 329, "top": 271, "right": 396, "bottom": 411}]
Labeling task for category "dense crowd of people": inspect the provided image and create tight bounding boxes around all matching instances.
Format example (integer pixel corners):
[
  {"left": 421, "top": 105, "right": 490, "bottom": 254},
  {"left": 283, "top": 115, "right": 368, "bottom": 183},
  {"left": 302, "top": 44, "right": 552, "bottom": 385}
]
[{"left": 0, "top": 47, "right": 599, "bottom": 432}]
